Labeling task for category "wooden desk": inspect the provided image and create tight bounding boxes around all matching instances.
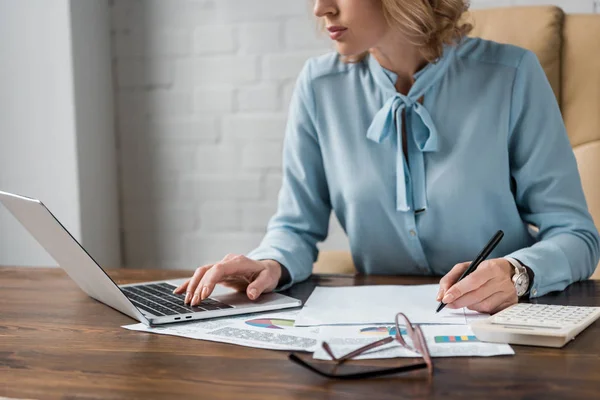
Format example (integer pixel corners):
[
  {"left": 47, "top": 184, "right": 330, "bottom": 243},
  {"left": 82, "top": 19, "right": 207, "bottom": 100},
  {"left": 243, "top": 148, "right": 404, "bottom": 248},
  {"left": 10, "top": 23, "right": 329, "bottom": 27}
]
[{"left": 1, "top": 267, "right": 599, "bottom": 399}]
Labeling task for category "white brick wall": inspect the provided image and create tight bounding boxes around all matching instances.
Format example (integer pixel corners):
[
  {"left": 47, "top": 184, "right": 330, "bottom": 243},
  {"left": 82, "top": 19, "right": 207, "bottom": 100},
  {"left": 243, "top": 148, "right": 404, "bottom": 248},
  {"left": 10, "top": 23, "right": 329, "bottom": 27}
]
[{"left": 111, "top": 0, "right": 598, "bottom": 270}]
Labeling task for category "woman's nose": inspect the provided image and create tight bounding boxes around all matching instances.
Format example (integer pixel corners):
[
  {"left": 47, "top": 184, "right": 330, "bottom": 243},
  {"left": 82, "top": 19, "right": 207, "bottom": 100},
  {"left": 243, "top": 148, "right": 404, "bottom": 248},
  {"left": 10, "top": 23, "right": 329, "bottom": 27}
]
[{"left": 313, "top": 0, "right": 337, "bottom": 18}]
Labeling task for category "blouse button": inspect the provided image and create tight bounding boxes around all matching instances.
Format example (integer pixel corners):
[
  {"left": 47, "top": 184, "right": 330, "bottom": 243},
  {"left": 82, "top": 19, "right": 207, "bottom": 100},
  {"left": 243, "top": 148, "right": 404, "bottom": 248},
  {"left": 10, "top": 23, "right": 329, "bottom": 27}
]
[{"left": 409, "top": 229, "right": 417, "bottom": 237}]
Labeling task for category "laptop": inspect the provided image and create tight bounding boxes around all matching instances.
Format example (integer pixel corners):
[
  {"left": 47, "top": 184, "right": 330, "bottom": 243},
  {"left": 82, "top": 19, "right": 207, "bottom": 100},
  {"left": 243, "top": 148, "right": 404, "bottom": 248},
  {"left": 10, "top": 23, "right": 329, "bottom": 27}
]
[{"left": 0, "top": 190, "right": 301, "bottom": 326}]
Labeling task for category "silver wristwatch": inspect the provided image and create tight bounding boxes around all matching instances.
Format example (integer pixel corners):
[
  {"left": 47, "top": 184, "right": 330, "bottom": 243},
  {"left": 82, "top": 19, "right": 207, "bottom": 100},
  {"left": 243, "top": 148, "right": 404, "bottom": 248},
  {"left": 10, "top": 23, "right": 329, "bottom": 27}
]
[{"left": 505, "top": 257, "right": 530, "bottom": 297}]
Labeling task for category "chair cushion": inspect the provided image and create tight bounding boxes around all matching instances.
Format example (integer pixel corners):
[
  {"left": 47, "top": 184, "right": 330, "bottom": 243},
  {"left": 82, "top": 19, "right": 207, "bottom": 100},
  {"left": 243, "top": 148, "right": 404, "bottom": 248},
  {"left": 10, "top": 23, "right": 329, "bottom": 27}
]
[
  {"left": 563, "top": 15, "right": 600, "bottom": 279},
  {"left": 313, "top": 250, "right": 355, "bottom": 274},
  {"left": 573, "top": 141, "right": 600, "bottom": 278},
  {"left": 465, "top": 6, "right": 564, "bottom": 102},
  {"left": 562, "top": 15, "right": 600, "bottom": 148}
]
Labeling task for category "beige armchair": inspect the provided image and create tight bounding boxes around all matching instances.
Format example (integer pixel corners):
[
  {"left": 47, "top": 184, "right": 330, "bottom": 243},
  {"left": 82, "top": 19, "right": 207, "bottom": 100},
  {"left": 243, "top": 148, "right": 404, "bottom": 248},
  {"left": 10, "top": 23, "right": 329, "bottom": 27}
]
[{"left": 313, "top": 6, "right": 600, "bottom": 279}]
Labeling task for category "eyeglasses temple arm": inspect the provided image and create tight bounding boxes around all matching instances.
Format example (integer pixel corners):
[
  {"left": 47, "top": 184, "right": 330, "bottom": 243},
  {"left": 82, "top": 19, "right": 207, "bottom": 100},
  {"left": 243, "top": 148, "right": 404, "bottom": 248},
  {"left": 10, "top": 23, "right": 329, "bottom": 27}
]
[{"left": 323, "top": 336, "right": 395, "bottom": 364}]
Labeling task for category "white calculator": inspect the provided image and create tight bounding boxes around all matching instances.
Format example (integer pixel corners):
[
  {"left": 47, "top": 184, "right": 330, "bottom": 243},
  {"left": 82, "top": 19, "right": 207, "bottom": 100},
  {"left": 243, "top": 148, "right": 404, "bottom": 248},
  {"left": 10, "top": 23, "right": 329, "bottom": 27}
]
[{"left": 470, "top": 303, "right": 600, "bottom": 348}]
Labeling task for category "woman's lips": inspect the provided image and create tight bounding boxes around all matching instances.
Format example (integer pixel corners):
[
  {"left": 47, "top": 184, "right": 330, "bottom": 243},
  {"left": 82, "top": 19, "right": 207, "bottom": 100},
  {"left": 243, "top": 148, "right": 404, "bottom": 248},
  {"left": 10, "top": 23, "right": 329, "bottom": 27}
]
[{"left": 327, "top": 26, "right": 347, "bottom": 40}]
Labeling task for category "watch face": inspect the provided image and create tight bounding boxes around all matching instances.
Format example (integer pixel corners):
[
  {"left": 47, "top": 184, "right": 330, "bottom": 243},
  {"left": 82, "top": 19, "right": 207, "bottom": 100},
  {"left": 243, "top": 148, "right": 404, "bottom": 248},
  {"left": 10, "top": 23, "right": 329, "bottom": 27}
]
[{"left": 514, "top": 273, "right": 529, "bottom": 297}]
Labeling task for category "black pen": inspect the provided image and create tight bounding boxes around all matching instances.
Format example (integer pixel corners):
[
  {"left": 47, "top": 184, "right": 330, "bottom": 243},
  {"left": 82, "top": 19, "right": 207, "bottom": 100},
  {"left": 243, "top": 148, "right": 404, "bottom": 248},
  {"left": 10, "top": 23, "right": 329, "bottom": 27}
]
[{"left": 436, "top": 230, "right": 504, "bottom": 313}]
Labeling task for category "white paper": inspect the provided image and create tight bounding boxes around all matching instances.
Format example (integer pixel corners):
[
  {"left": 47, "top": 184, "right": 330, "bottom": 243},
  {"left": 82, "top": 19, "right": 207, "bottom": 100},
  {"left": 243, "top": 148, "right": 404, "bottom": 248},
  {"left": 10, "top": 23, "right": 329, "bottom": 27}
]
[
  {"left": 123, "top": 310, "right": 319, "bottom": 352},
  {"left": 295, "top": 285, "right": 481, "bottom": 326},
  {"left": 312, "top": 324, "right": 514, "bottom": 360}
]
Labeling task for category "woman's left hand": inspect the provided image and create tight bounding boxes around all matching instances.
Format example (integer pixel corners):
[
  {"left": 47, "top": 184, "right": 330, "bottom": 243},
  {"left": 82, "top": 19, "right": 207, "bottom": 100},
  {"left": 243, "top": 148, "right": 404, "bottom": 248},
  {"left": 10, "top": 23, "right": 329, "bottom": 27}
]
[{"left": 437, "top": 258, "right": 518, "bottom": 314}]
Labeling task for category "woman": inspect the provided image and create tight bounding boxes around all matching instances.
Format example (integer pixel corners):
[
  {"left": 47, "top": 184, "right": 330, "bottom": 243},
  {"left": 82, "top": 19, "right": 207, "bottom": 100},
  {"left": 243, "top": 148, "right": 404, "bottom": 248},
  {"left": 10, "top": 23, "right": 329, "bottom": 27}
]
[{"left": 175, "top": 0, "right": 599, "bottom": 314}]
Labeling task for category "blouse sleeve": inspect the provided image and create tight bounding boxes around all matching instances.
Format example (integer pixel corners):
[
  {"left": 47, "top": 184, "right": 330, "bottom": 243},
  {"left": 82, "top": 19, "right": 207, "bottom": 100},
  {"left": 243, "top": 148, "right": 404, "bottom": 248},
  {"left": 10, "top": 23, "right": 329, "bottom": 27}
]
[
  {"left": 246, "top": 60, "right": 332, "bottom": 290},
  {"left": 505, "top": 50, "right": 600, "bottom": 297}
]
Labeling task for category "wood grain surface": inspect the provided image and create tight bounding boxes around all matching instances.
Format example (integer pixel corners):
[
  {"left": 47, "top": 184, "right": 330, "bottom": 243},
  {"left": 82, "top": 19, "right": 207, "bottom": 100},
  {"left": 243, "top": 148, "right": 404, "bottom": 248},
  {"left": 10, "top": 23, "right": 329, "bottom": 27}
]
[{"left": 1, "top": 267, "right": 599, "bottom": 400}]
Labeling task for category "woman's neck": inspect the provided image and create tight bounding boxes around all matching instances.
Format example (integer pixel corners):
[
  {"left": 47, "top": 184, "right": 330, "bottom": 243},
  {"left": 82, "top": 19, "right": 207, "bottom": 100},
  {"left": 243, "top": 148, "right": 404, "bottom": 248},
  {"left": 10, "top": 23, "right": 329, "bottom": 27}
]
[{"left": 370, "top": 41, "right": 428, "bottom": 95}]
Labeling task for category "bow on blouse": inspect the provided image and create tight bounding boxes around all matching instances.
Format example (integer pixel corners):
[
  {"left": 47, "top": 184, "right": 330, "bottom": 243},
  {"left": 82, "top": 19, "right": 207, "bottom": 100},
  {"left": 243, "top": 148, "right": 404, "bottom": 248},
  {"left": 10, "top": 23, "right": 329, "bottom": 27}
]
[
  {"left": 366, "top": 95, "right": 439, "bottom": 212},
  {"left": 365, "top": 48, "right": 455, "bottom": 212}
]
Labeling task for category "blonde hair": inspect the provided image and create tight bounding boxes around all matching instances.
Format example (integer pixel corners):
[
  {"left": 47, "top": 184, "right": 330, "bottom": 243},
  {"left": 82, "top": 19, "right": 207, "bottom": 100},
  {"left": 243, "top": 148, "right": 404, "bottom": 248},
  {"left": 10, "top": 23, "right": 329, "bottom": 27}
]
[{"left": 333, "top": 0, "right": 473, "bottom": 63}]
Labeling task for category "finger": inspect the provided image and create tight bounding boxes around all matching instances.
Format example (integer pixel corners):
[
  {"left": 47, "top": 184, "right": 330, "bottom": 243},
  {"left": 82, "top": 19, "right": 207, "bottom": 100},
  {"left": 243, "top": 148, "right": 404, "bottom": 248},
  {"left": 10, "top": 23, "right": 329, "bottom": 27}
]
[
  {"left": 467, "top": 291, "right": 515, "bottom": 314},
  {"left": 190, "top": 253, "right": 239, "bottom": 297},
  {"left": 193, "top": 256, "right": 260, "bottom": 305},
  {"left": 221, "top": 273, "right": 253, "bottom": 285},
  {"left": 246, "top": 269, "right": 274, "bottom": 300},
  {"left": 445, "top": 277, "right": 503, "bottom": 309},
  {"left": 437, "top": 262, "right": 470, "bottom": 301},
  {"left": 221, "top": 253, "right": 239, "bottom": 262},
  {"left": 173, "top": 279, "right": 190, "bottom": 294},
  {"left": 181, "top": 255, "right": 239, "bottom": 298},
  {"left": 441, "top": 263, "right": 497, "bottom": 305},
  {"left": 185, "top": 265, "right": 212, "bottom": 304}
]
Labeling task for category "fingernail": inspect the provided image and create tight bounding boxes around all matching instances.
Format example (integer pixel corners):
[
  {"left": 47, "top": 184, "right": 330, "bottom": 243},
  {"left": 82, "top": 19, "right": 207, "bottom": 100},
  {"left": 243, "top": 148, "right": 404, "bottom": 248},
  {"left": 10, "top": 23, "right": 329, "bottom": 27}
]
[
  {"left": 436, "top": 289, "right": 444, "bottom": 301},
  {"left": 184, "top": 292, "right": 191, "bottom": 304},
  {"left": 249, "top": 288, "right": 257, "bottom": 299},
  {"left": 191, "top": 293, "right": 199, "bottom": 306},
  {"left": 200, "top": 286, "right": 208, "bottom": 300},
  {"left": 442, "top": 293, "right": 455, "bottom": 304}
]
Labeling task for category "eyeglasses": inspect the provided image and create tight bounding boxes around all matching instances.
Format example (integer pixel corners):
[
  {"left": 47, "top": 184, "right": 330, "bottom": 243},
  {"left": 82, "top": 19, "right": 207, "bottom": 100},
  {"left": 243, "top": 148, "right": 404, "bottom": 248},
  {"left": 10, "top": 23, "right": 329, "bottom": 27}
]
[{"left": 288, "top": 312, "right": 433, "bottom": 380}]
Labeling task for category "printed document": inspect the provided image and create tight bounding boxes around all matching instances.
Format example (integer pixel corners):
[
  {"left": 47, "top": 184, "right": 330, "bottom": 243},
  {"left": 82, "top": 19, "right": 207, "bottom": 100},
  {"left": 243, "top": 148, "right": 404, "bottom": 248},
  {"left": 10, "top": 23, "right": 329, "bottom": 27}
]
[
  {"left": 312, "top": 324, "right": 514, "bottom": 360},
  {"left": 294, "top": 285, "right": 483, "bottom": 326},
  {"left": 123, "top": 309, "right": 318, "bottom": 352}
]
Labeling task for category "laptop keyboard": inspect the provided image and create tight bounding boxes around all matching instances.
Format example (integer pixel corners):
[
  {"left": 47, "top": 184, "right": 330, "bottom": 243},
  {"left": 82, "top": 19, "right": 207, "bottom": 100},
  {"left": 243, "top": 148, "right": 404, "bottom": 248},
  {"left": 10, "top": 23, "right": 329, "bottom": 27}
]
[{"left": 121, "top": 282, "right": 233, "bottom": 316}]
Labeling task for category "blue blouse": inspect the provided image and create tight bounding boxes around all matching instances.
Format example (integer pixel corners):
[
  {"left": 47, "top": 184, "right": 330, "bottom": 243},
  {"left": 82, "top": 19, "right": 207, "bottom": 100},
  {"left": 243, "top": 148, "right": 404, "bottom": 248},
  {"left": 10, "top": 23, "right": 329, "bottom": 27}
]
[{"left": 247, "top": 37, "right": 600, "bottom": 297}]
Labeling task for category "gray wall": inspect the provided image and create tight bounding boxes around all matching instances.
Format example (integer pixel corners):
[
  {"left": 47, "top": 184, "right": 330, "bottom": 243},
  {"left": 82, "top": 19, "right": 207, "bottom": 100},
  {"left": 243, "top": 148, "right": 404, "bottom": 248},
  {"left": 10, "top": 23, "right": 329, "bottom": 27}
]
[
  {"left": 0, "top": 0, "right": 120, "bottom": 268},
  {"left": 71, "top": 0, "right": 121, "bottom": 269}
]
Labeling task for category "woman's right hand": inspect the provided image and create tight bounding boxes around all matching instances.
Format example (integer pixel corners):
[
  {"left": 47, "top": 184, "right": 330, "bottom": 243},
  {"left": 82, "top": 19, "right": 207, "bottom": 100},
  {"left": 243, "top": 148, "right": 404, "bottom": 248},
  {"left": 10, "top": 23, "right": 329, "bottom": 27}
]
[{"left": 172, "top": 254, "right": 283, "bottom": 306}]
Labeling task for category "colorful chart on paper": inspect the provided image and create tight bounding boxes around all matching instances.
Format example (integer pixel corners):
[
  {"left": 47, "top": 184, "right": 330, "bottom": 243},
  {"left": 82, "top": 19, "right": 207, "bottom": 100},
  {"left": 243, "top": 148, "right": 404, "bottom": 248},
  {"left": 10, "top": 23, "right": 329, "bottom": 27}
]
[
  {"left": 359, "top": 326, "right": 407, "bottom": 336},
  {"left": 434, "top": 335, "right": 479, "bottom": 343},
  {"left": 245, "top": 318, "right": 295, "bottom": 330}
]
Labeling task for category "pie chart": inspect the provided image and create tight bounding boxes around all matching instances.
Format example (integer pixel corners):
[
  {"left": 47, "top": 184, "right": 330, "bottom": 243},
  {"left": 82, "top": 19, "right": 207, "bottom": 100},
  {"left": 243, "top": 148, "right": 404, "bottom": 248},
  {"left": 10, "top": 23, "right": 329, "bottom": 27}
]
[{"left": 245, "top": 318, "right": 295, "bottom": 330}]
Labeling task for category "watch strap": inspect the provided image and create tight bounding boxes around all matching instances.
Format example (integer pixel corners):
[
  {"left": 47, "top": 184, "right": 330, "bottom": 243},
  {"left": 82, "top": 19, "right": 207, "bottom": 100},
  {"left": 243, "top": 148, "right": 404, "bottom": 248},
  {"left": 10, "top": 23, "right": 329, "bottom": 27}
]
[
  {"left": 504, "top": 256, "right": 525, "bottom": 273},
  {"left": 504, "top": 256, "right": 532, "bottom": 298}
]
